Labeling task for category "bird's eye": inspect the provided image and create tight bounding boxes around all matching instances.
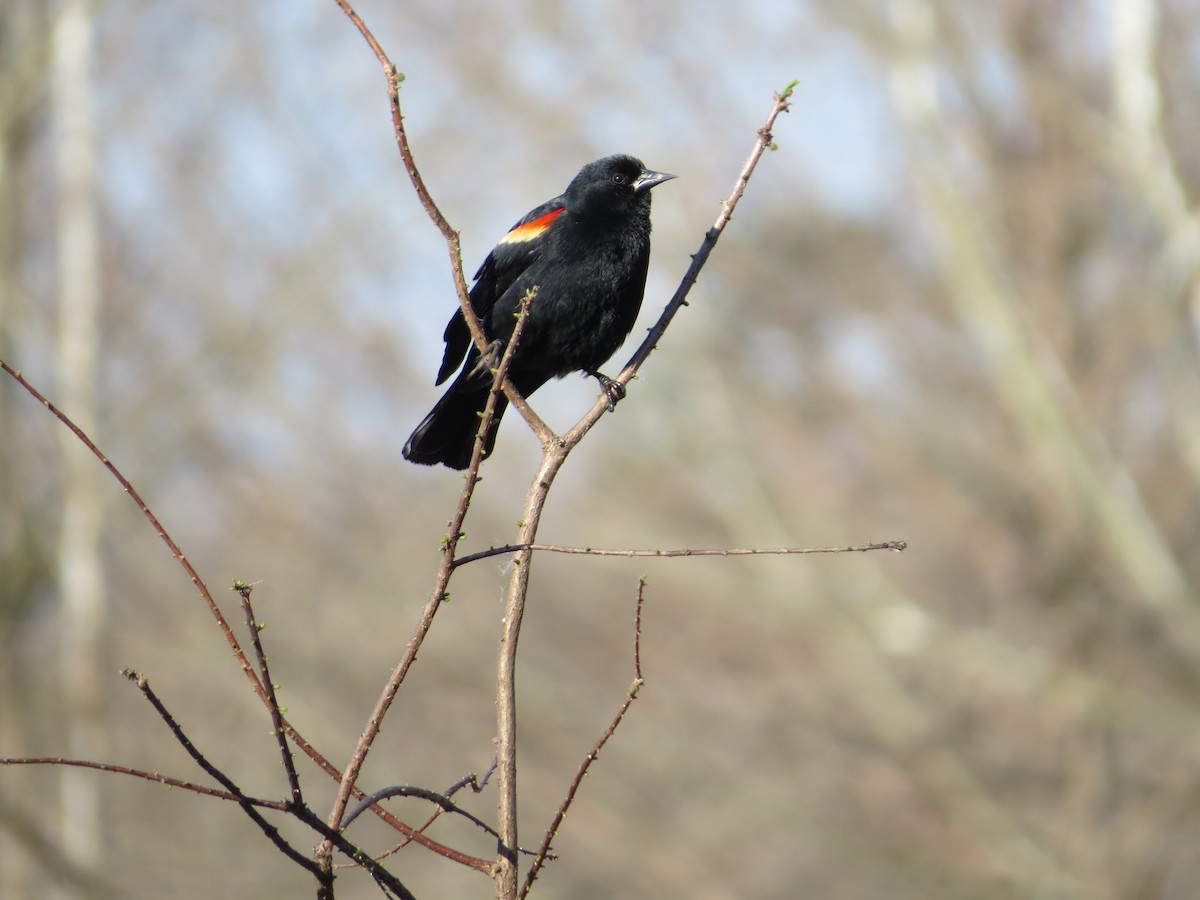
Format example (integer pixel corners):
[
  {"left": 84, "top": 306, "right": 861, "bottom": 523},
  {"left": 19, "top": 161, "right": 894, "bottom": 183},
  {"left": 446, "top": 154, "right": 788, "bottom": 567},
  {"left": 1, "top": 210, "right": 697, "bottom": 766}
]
[{"left": 611, "top": 172, "right": 628, "bottom": 185}]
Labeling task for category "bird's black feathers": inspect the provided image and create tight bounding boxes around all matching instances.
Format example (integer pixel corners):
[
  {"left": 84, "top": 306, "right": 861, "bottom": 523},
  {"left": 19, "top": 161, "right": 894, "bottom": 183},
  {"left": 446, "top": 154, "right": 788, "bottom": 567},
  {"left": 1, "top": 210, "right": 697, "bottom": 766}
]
[{"left": 403, "top": 154, "right": 675, "bottom": 470}]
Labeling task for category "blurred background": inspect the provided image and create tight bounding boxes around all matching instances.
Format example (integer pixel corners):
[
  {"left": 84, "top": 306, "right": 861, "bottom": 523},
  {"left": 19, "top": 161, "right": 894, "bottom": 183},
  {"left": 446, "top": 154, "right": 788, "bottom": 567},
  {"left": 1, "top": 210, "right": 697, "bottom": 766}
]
[{"left": 4, "top": 0, "right": 1200, "bottom": 897}]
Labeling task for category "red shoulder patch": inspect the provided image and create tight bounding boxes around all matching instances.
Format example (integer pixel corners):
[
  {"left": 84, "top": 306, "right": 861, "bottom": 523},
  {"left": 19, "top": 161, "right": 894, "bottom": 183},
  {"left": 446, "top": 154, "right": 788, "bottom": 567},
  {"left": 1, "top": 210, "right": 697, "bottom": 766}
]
[{"left": 499, "top": 207, "right": 565, "bottom": 245}]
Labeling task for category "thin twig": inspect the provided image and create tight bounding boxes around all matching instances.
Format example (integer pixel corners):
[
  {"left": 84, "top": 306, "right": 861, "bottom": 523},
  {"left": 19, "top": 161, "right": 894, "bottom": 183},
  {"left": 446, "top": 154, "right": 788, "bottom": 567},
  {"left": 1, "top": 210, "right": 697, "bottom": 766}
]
[
  {"left": 319, "top": 8, "right": 528, "bottom": 864},
  {"left": 445, "top": 757, "right": 497, "bottom": 797},
  {"left": 0, "top": 362, "right": 273, "bottom": 704},
  {"left": 336, "top": 760, "right": 502, "bottom": 870},
  {"left": 342, "top": 785, "right": 508, "bottom": 845},
  {"left": 519, "top": 578, "right": 649, "bottom": 898},
  {"left": 0, "top": 756, "right": 287, "bottom": 808},
  {"left": 235, "top": 581, "right": 304, "bottom": 807},
  {"left": 121, "top": 669, "right": 326, "bottom": 879},
  {"left": 330, "top": 0, "right": 549, "bottom": 441},
  {"left": 281, "top": 803, "right": 418, "bottom": 900},
  {"left": 570, "top": 82, "right": 797, "bottom": 439},
  {"left": 454, "top": 539, "right": 907, "bottom": 569},
  {"left": 123, "top": 669, "right": 418, "bottom": 898},
  {"left": 329, "top": 0, "right": 456, "bottom": 247}
]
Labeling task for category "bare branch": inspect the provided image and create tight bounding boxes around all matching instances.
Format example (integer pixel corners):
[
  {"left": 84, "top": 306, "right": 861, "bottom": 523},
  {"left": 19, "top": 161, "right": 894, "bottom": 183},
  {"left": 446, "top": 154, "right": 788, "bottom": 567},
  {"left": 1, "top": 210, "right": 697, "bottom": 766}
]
[
  {"left": 454, "top": 539, "right": 907, "bottom": 569},
  {"left": 330, "top": 0, "right": 541, "bottom": 439},
  {"left": 320, "top": 16, "right": 551, "bottom": 870},
  {"left": 1, "top": 356, "right": 492, "bottom": 878},
  {"left": 0, "top": 756, "right": 286, "bottom": 809},
  {"left": 234, "top": 581, "right": 304, "bottom": 807},
  {"left": 573, "top": 82, "right": 797, "bottom": 435},
  {"left": 342, "top": 785, "right": 521, "bottom": 850},
  {"left": 445, "top": 758, "right": 497, "bottom": 797},
  {"left": 330, "top": 0, "right": 457, "bottom": 248},
  {"left": 279, "top": 803, "right": 418, "bottom": 900},
  {"left": 461, "top": 288, "right": 546, "bottom": 475},
  {"left": 0, "top": 361, "right": 265, "bottom": 691},
  {"left": 337, "top": 760, "right": 502, "bottom": 870},
  {"left": 121, "top": 669, "right": 326, "bottom": 880},
  {"left": 495, "top": 450, "right": 564, "bottom": 894}
]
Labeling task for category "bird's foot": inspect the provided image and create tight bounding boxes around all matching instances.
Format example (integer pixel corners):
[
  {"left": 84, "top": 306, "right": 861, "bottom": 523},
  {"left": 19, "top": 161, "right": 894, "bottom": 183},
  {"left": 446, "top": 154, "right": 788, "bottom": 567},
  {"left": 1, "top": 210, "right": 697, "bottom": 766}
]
[
  {"left": 469, "top": 340, "right": 505, "bottom": 380},
  {"left": 587, "top": 370, "right": 626, "bottom": 410}
]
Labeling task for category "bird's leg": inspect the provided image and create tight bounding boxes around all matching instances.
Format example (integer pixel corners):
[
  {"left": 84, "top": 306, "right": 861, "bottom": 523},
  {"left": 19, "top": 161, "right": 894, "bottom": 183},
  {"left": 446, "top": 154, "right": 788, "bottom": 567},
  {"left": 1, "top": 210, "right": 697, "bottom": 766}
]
[
  {"left": 586, "top": 370, "right": 626, "bottom": 410},
  {"left": 469, "top": 340, "right": 505, "bottom": 379}
]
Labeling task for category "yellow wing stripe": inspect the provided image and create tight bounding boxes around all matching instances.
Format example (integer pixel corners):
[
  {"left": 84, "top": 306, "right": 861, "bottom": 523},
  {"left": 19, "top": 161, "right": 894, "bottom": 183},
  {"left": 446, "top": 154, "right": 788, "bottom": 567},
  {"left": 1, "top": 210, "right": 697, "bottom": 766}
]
[{"left": 498, "top": 207, "right": 565, "bottom": 245}]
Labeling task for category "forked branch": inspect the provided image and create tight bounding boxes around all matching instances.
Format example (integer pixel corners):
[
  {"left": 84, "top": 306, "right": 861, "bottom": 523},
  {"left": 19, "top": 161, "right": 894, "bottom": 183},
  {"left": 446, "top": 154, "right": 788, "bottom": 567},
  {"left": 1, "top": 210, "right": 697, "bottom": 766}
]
[{"left": 493, "top": 84, "right": 798, "bottom": 899}]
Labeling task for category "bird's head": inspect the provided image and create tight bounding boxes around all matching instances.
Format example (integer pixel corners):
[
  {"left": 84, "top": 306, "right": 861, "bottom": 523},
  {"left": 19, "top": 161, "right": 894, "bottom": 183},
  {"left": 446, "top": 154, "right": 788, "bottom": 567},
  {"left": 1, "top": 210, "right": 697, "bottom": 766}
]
[{"left": 566, "top": 155, "right": 676, "bottom": 218}]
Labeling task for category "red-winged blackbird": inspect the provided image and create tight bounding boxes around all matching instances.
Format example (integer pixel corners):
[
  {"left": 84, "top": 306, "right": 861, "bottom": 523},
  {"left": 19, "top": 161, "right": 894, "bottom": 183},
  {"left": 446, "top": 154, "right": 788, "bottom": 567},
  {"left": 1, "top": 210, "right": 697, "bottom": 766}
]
[{"left": 403, "top": 154, "right": 675, "bottom": 469}]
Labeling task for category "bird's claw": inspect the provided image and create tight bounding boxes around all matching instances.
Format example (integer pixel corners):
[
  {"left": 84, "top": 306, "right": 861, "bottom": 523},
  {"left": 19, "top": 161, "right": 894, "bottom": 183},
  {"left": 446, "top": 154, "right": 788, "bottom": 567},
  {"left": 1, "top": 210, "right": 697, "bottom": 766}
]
[
  {"left": 588, "top": 370, "right": 626, "bottom": 410},
  {"left": 469, "top": 340, "right": 505, "bottom": 379}
]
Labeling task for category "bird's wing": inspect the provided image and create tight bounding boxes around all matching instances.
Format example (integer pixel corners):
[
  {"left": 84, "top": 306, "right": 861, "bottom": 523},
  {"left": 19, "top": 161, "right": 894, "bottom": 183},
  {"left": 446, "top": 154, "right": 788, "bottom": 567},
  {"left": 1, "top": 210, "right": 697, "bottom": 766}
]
[{"left": 436, "top": 198, "right": 566, "bottom": 385}]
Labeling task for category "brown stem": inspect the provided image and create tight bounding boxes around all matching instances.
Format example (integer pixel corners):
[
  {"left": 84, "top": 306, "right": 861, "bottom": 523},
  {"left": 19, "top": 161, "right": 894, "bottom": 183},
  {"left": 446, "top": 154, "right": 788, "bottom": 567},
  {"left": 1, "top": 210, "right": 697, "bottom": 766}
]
[
  {"left": 235, "top": 582, "right": 304, "bottom": 806},
  {"left": 0, "top": 756, "right": 286, "bottom": 807},
  {"left": 494, "top": 447, "right": 566, "bottom": 897},
  {"left": 0, "top": 361, "right": 273, "bottom": 702},
  {"left": 454, "top": 539, "right": 907, "bottom": 569}
]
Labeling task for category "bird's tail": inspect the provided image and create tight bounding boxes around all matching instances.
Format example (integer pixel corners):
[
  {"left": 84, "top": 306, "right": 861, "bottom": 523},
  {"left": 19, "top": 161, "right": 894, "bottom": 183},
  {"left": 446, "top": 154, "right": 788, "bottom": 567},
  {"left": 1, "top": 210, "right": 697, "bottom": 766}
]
[{"left": 403, "top": 383, "right": 507, "bottom": 470}]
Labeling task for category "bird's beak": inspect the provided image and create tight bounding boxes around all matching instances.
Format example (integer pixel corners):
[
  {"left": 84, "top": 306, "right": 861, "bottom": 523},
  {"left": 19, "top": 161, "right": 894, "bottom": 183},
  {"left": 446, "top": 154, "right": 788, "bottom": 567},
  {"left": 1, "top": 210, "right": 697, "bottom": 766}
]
[{"left": 634, "top": 169, "right": 677, "bottom": 193}]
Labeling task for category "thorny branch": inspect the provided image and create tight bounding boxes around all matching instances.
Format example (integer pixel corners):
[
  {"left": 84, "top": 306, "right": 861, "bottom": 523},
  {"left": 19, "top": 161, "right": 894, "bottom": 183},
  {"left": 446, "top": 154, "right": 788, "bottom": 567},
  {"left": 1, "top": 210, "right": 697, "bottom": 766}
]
[
  {"left": 330, "top": 0, "right": 547, "bottom": 438},
  {"left": 453, "top": 539, "right": 907, "bottom": 569},
  {"left": 493, "top": 84, "right": 799, "bottom": 899},
  {"left": 337, "top": 761, "right": 504, "bottom": 870},
  {"left": 235, "top": 581, "right": 304, "bottom": 807},
  {"left": 342, "top": 785, "right": 514, "bottom": 847},
  {"left": 121, "top": 669, "right": 327, "bottom": 880},
  {"left": 0, "top": 756, "right": 287, "bottom": 808},
  {"left": 0, "top": 363, "right": 271, "bottom": 712}
]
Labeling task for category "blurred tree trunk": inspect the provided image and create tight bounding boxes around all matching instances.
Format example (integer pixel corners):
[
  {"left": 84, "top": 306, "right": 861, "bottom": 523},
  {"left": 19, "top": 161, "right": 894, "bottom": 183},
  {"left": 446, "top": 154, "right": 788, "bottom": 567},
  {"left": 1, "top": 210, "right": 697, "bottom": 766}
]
[
  {"left": 1108, "top": 0, "right": 1200, "bottom": 486},
  {"left": 1, "top": 1, "right": 46, "bottom": 896},
  {"left": 885, "top": 0, "right": 1195, "bottom": 645},
  {"left": 51, "top": 0, "right": 104, "bottom": 894}
]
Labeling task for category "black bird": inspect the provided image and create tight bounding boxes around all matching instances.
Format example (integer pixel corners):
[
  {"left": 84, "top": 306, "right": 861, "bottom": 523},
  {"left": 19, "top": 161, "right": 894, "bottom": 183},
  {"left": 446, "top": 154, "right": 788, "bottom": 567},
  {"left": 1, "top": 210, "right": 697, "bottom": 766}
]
[{"left": 403, "top": 154, "right": 675, "bottom": 469}]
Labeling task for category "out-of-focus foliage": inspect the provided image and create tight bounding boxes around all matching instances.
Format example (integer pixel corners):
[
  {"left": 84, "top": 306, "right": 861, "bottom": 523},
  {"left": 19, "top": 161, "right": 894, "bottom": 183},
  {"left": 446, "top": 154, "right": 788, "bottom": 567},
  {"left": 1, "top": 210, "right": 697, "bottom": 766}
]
[{"left": 4, "top": 0, "right": 1200, "bottom": 897}]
